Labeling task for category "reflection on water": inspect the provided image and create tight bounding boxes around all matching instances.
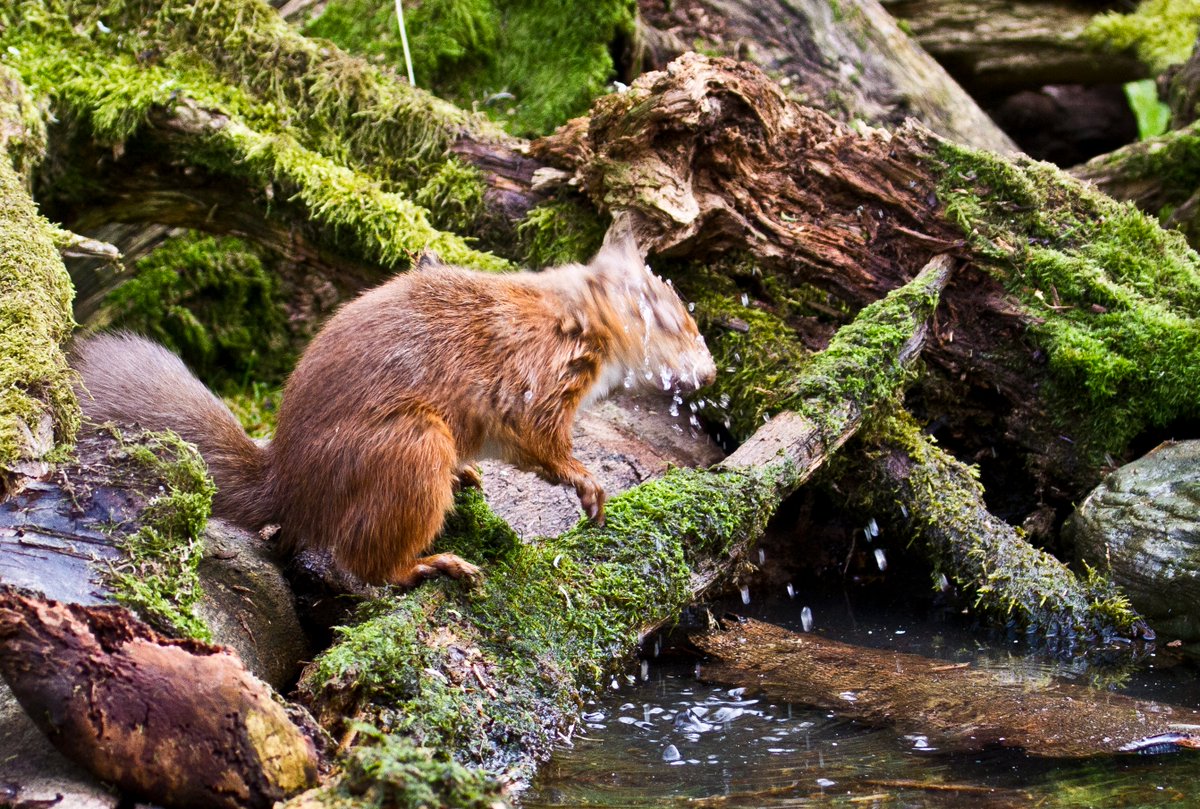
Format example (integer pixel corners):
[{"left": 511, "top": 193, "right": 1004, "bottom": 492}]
[{"left": 524, "top": 586, "right": 1200, "bottom": 808}]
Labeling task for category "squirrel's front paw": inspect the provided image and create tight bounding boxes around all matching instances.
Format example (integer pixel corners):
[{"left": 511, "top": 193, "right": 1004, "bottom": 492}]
[{"left": 575, "top": 477, "right": 607, "bottom": 526}]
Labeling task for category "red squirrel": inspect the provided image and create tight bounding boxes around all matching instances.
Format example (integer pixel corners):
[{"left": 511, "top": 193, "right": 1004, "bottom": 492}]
[{"left": 72, "top": 223, "right": 716, "bottom": 586}]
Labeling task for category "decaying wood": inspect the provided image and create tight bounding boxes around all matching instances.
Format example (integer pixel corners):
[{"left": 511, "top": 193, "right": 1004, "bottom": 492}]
[
  {"left": 636, "top": 0, "right": 1017, "bottom": 153},
  {"left": 695, "top": 618, "right": 1199, "bottom": 757},
  {"left": 0, "top": 589, "right": 321, "bottom": 809},
  {"left": 878, "top": 0, "right": 1146, "bottom": 93}
]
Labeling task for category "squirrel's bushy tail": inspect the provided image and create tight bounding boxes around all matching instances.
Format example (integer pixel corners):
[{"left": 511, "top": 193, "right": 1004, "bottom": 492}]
[{"left": 71, "top": 332, "right": 275, "bottom": 527}]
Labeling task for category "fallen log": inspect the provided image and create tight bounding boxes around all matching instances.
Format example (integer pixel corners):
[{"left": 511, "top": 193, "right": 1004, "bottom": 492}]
[
  {"left": 695, "top": 617, "right": 1199, "bottom": 757},
  {"left": 636, "top": 0, "right": 1017, "bottom": 153},
  {"left": 877, "top": 0, "right": 1146, "bottom": 93},
  {"left": 291, "top": 258, "right": 950, "bottom": 799},
  {"left": 0, "top": 589, "right": 321, "bottom": 809}
]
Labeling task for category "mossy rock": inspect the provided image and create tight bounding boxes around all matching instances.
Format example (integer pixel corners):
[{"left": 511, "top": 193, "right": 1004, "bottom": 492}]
[{"left": 1071, "top": 439, "right": 1200, "bottom": 642}]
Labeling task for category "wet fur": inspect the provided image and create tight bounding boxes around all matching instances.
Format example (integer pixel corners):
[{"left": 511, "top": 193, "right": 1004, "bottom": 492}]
[{"left": 72, "top": 233, "right": 715, "bottom": 585}]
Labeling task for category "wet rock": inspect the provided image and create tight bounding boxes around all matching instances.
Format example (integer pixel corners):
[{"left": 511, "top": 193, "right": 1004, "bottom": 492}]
[
  {"left": 480, "top": 391, "right": 725, "bottom": 537},
  {"left": 1071, "top": 440, "right": 1200, "bottom": 641}
]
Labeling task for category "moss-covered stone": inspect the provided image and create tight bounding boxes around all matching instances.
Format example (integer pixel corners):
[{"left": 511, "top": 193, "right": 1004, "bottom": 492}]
[
  {"left": 302, "top": 0, "right": 636, "bottom": 137},
  {"left": 933, "top": 139, "right": 1200, "bottom": 471},
  {"left": 1086, "top": 0, "right": 1200, "bottom": 74},
  {"left": 0, "top": 149, "right": 77, "bottom": 478},
  {"left": 104, "top": 428, "right": 217, "bottom": 641}
]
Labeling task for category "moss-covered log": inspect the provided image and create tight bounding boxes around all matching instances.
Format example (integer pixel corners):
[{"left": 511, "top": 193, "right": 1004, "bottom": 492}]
[
  {"left": 535, "top": 52, "right": 1200, "bottom": 507},
  {"left": 0, "top": 66, "right": 77, "bottom": 495},
  {"left": 842, "top": 411, "right": 1144, "bottom": 639},
  {"left": 290, "top": 261, "right": 948, "bottom": 802}
]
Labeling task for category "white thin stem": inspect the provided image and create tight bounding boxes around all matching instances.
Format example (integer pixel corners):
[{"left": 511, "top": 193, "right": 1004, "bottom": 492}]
[{"left": 394, "top": 0, "right": 415, "bottom": 86}]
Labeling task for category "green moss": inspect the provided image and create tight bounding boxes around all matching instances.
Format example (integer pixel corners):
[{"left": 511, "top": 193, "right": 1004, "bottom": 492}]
[
  {"left": 105, "top": 429, "right": 216, "bottom": 641},
  {"left": 321, "top": 725, "right": 504, "bottom": 809},
  {"left": 100, "top": 232, "right": 294, "bottom": 389},
  {"left": 934, "top": 139, "right": 1200, "bottom": 467},
  {"left": 222, "top": 381, "right": 282, "bottom": 438},
  {"left": 1086, "top": 0, "right": 1200, "bottom": 74},
  {"left": 0, "top": 64, "right": 48, "bottom": 183},
  {"left": 304, "top": 0, "right": 637, "bottom": 137},
  {"left": 515, "top": 199, "right": 606, "bottom": 267},
  {"left": 682, "top": 256, "right": 942, "bottom": 443},
  {"left": 1, "top": 0, "right": 511, "bottom": 272},
  {"left": 307, "top": 470, "right": 778, "bottom": 781},
  {"left": 0, "top": 154, "right": 77, "bottom": 476}
]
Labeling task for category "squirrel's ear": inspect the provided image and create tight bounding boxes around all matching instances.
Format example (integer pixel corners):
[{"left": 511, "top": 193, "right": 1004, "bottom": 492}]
[
  {"left": 415, "top": 250, "right": 444, "bottom": 271},
  {"left": 590, "top": 212, "right": 646, "bottom": 274}
]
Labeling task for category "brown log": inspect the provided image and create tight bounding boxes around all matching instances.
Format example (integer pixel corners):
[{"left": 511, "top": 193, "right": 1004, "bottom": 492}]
[
  {"left": 878, "top": 0, "right": 1147, "bottom": 92},
  {"left": 695, "top": 618, "right": 1200, "bottom": 757},
  {"left": 636, "top": 0, "right": 1018, "bottom": 153},
  {"left": 0, "top": 590, "right": 320, "bottom": 809}
]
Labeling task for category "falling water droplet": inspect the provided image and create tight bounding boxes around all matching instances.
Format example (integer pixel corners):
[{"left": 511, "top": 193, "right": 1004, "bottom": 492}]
[
  {"left": 937, "top": 573, "right": 950, "bottom": 591},
  {"left": 801, "top": 606, "right": 814, "bottom": 632},
  {"left": 786, "top": 583, "right": 795, "bottom": 598},
  {"left": 757, "top": 548, "right": 766, "bottom": 565},
  {"left": 867, "top": 517, "right": 879, "bottom": 537},
  {"left": 874, "top": 548, "right": 887, "bottom": 571},
  {"left": 663, "top": 744, "right": 681, "bottom": 762},
  {"left": 741, "top": 293, "right": 749, "bottom": 307},
  {"left": 739, "top": 584, "right": 751, "bottom": 605},
  {"left": 641, "top": 659, "right": 650, "bottom": 681}
]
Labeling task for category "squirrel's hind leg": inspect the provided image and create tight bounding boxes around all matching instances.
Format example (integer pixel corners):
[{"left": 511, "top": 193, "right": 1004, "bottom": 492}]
[{"left": 327, "top": 402, "right": 478, "bottom": 586}]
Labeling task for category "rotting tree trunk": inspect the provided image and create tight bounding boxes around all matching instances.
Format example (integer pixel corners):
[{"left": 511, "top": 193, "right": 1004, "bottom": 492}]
[
  {"left": 0, "top": 589, "right": 321, "bottom": 809},
  {"left": 877, "top": 0, "right": 1146, "bottom": 93},
  {"left": 695, "top": 618, "right": 1197, "bottom": 757},
  {"left": 635, "top": 0, "right": 1018, "bottom": 153}
]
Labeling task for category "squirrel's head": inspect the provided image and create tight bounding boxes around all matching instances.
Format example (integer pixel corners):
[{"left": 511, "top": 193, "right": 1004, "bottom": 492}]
[{"left": 587, "top": 219, "right": 717, "bottom": 395}]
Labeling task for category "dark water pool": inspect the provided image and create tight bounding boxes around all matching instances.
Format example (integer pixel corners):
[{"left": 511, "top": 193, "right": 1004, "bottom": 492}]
[{"left": 524, "top": 582, "right": 1200, "bottom": 808}]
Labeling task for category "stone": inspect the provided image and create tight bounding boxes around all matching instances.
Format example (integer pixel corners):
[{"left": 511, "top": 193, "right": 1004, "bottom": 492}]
[{"left": 1071, "top": 440, "right": 1200, "bottom": 641}]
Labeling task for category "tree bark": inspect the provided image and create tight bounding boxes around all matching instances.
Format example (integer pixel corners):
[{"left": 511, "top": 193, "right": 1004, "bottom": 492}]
[
  {"left": 878, "top": 0, "right": 1146, "bottom": 93},
  {"left": 0, "top": 590, "right": 321, "bottom": 809},
  {"left": 636, "top": 0, "right": 1018, "bottom": 153}
]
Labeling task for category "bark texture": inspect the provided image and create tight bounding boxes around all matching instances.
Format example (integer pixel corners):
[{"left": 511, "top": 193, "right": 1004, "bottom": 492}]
[{"left": 0, "top": 590, "right": 320, "bottom": 809}]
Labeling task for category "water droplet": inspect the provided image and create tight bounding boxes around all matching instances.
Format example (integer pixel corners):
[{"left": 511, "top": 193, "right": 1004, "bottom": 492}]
[
  {"left": 662, "top": 744, "right": 681, "bottom": 762},
  {"left": 623, "top": 370, "right": 634, "bottom": 388},
  {"left": 640, "top": 659, "right": 649, "bottom": 681},
  {"left": 937, "top": 573, "right": 950, "bottom": 591},
  {"left": 801, "top": 606, "right": 814, "bottom": 632},
  {"left": 786, "top": 583, "right": 795, "bottom": 598},
  {"left": 524, "top": 389, "right": 533, "bottom": 403},
  {"left": 610, "top": 677, "right": 620, "bottom": 690},
  {"left": 739, "top": 584, "right": 751, "bottom": 605},
  {"left": 874, "top": 548, "right": 887, "bottom": 571},
  {"left": 688, "top": 301, "right": 695, "bottom": 312},
  {"left": 669, "top": 402, "right": 680, "bottom": 417},
  {"left": 741, "top": 293, "right": 749, "bottom": 307},
  {"left": 816, "top": 778, "right": 835, "bottom": 788},
  {"left": 867, "top": 517, "right": 879, "bottom": 537},
  {"left": 757, "top": 548, "right": 766, "bottom": 565}
]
